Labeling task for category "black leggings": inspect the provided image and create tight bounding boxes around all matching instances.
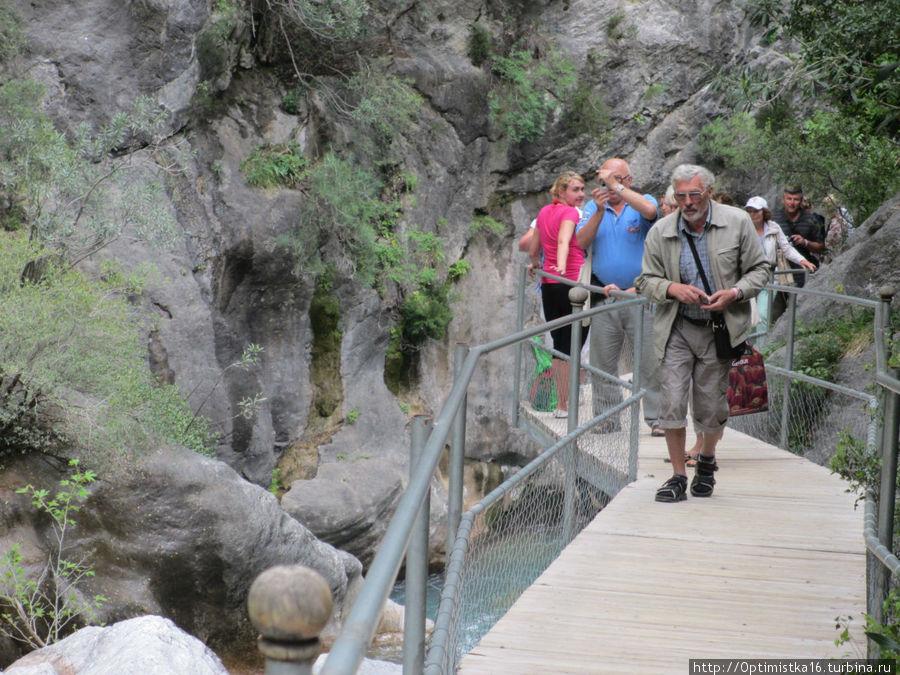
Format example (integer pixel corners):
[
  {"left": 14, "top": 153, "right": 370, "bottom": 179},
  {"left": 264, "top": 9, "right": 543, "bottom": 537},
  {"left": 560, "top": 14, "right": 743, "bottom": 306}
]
[{"left": 541, "top": 283, "right": 576, "bottom": 356}]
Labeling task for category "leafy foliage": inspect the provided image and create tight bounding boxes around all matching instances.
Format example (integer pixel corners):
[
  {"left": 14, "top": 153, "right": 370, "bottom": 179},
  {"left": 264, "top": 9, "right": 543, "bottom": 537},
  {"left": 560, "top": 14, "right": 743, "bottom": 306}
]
[
  {"left": 241, "top": 142, "right": 309, "bottom": 188},
  {"left": 0, "top": 80, "right": 180, "bottom": 259},
  {"left": 0, "top": 234, "right": 218, "bottom": 463},
  {"left": 263, "top": 0, "right": 369, "bottom": 44},
  {"left": 345, "top": 66, "right": 423, "bottom": 150},
  {"left": 0, "top": 460, "right": 106, "bottom": 649},
  {"left": 278, "top": 151, "right": 398, "bottom": 286},
  {"left": 487, "top": 44, "right": 577, "bottom": 142},
  {"left": 562, "top": 80, "right": 611, "bottom": 142},
  {"left": 0, "top": 4, "right": 25, "bottom": 64},
  {"left": 705, "top": 0, "right": 900, "bottom": 223},
  {"left": 700, "top": 110, "right": 900, "bottom": 223},
  {"left": 398, "top": 283, "right": 454, "bottom": 347},
  {"left": 469, "top": 214, "right": 507, "bottom": 237},
  {"left": 467, "top": 23, "right": 493, "bottom": 67},
  {"left": 749, "top": 0, "right": 900, "bottom": 136}
]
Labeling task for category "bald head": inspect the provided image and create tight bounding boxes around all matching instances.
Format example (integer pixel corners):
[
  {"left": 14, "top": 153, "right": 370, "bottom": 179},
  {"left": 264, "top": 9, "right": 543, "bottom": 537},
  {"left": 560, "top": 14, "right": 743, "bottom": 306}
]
[{"left": 600, "top": 158, "right": 633, "bottom": 205}]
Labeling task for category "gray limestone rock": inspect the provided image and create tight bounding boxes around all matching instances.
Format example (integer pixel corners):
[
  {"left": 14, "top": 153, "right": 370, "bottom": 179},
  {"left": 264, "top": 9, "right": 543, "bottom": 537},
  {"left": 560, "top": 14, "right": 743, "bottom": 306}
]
[
  {"left": 4, "top": 616, "right": 228, "bottom": 675},
  {"left": 0, "top": 448, "right": 363, "bottom": 665}
]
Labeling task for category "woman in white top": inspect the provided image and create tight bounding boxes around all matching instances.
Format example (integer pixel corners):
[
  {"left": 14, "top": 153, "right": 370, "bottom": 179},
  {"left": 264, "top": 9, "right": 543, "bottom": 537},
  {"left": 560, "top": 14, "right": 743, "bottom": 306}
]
[{"left": 744, "top": 196, "right": 815, "bottom": 330}]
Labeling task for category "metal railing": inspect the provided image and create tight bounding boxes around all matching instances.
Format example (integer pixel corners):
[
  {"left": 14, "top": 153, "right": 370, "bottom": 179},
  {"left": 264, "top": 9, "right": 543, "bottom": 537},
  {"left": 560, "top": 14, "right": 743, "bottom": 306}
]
[
  {"left": 249, "top": 272, "right": 899, "bottom": 671},
  {"left": 319, "top": 268, "right": 646, "bottom": 674},
  {"left": 735, "top": 280, "right": 900, "bottom": 641}
]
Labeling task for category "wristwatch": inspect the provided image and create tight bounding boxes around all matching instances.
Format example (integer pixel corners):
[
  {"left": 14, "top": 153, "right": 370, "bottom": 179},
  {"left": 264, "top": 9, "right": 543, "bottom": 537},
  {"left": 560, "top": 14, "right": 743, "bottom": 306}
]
[{"left": 615, "top": 184, "right": 625, "bottom": 194}]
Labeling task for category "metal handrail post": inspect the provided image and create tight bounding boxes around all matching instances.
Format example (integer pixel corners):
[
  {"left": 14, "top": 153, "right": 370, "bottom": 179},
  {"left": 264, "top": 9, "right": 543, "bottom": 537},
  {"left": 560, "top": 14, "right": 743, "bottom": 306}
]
[
  {"left": 512, "top": 264, "right": 528, "bottom": 426},
  {"left": 404, "top": 415, "right": 432, "bottom": 675},
  {"left": 629, "top": 301, "right": 644, "bottom": 481},
  {"left": 875, "top": 289, "right": 898, "bottom": 616},
  {"left": 448, "top": 344, "right": 468, "bottom": 557},
  {"left": 563, "top": 287, "right": 588, "bottom": 540},
  {"left": 778, "top": 291, "right": 798, "bottom": 450}
]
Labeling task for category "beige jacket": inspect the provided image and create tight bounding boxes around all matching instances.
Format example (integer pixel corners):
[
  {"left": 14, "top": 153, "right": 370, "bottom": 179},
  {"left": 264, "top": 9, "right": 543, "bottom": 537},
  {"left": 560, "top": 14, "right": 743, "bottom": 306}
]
[{"left": 635, "top": 202, "right": 769, "bottom": 360}]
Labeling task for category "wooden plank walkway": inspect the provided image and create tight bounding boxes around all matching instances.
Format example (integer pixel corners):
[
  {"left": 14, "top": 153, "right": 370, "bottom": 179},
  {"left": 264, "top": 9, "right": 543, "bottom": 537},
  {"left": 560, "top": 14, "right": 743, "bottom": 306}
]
[{"left": 459, "top": 416, "right": 867, "bottom": 673}]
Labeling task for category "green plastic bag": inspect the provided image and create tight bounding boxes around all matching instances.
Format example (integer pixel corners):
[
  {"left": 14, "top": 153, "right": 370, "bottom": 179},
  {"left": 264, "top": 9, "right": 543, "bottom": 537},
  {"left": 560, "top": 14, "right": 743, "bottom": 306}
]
[{"left": 529, "top": 338, "right": 556, "bottom": 411}]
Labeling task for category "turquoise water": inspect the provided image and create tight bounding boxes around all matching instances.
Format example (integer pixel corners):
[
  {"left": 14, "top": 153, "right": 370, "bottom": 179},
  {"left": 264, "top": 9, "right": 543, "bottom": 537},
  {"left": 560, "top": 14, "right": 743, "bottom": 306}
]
[{"left": 389, "top": 572, "right": 445, "bottom": 622}]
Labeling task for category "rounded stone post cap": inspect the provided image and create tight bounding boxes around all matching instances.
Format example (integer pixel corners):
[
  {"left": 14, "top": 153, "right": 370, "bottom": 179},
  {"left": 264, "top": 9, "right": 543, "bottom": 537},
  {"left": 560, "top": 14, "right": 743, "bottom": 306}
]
[
  {"left": 247, "top": 564, "right": 333, "bottom": 641},
  {"left": 879, "top": 286, "right": 896, "bottom": 301},
  {"left": 568, "top": 286, "right": 589, "bottom": 305}
]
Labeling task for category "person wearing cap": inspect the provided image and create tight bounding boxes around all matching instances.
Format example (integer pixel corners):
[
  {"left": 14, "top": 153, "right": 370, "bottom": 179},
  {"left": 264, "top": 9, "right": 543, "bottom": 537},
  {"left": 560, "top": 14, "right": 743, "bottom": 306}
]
[
  {"left": 745, "top": 196, "right": 815, "bottom": 330},
  {"left": 635, "top": 164, "right": 768, "bottom": 503},
  {"left": 771, "top": 185, "right": 825, "bottom": 287},
  {"left": 575, "top": 158, "right": 662, "bottom": 435}
]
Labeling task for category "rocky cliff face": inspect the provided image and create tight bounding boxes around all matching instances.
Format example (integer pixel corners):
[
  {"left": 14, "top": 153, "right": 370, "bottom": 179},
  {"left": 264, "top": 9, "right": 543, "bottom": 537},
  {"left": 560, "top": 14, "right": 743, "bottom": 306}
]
[
  {"left": 4, "top": 0, "right": 900, "bottom": 666},
  {"left": 4, "top": 0, "right": 791, "bottom": 565}
]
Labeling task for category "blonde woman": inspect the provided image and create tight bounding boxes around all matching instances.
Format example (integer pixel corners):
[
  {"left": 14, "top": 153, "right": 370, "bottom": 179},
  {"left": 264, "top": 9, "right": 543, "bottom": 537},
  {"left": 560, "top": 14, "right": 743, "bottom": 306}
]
[{"left": 527, "top": 171, "right": 586, "bottom": 418}]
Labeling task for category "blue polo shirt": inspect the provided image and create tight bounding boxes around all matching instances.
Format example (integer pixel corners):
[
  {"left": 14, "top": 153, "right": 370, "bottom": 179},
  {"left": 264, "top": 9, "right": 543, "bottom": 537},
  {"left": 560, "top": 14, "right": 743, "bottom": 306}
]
[{"left": 576, "top": 195, "right": 658, "bottom": 289}]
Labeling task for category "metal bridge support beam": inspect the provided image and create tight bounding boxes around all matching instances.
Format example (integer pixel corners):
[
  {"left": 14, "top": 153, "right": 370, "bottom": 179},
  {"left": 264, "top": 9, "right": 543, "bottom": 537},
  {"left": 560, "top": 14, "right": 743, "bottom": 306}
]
[
  {"left": 512, "top": 264, "right": 528, "bottom": 427},
  {"left": 563, "top": 287, "right": 588, "bottom": 540},
  {"left": 629, "top": 301, "right": 644, "bottom": 482},
  {"left": 778, "top": 291, "right": 798, "bottom": 450},
  {"left": 873, "top": 287, "right": 898, "bottom": 636},
  {"left": 248, "top": 564, "right": 332, "bottom": 675},
  {"left": 448, "top": 344, "right": 468, "bottom": 558},
  {"left": 404, "top": 415, "right": 432, "bottom": 675}
]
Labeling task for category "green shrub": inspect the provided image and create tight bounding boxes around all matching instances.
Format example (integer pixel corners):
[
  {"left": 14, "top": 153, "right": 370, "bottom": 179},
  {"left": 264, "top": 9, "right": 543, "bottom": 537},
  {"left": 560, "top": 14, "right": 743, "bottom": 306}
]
[
  {"left": 829, "top": 427, "right": 878, "bottom": 501},
  {"left": 487, "top": 44, "right": 576, "bottom": 143},
  {"left": 241, "top": 142, "right": 309, "bottom": 188},
  {"left": 264, "top": 0, "right": 368, "bottom": 44},
  {"left": 279, "top": 151, "right": 402, "bottom": 286},
  {"left": 0, "top": 4, "right": 25, "bottom": 64},
  {"left": 467, "top": 23, "right": 493, "bottom": 67},
  {"left": 448, "top": 259, "right": 471, "bottom": 281},
  {"left": 0, "top": 81, "right": 177, "bottom": 257},
  {"left": 562, "top": 81, "right": 611, "bottom": 141},
  {"left": 0, "top": 234, "right": 217, "bottom": 464},
  {"left": 282, "top": 88, "right": 302, "bottom": 114},
  {"left": 469, "top": 214, "right": 506, "bottom": 237},
  {"left": 0, "top": 460, "right": 106, "bottom": 648},
  {"left": 399, "top": 282, "right": 454, "bottom": 348}
]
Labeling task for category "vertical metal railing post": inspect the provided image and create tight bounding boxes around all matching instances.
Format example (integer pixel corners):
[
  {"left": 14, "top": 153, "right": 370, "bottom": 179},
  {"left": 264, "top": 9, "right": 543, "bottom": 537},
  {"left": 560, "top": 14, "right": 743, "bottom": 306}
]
[
  {"left": 874, "top": 288, "right": 898, "bottom": 630},
  {"left": 563, "top": 287, "right": 588, "bottom": 540},
  {"left": 512, "top": 264, "right": 528, "bottom": 427},
  {"left": 778, "top": 290, "right": 798, "bottom": 450},
  {"left": 447, "top": 344, "right": 468, "bottom": 557},
  {"left": 404, "top": 415, "right": 432, "bottom": 675},
  {"left": 629, "top": 301, "right": 644, "bottom": 481}
]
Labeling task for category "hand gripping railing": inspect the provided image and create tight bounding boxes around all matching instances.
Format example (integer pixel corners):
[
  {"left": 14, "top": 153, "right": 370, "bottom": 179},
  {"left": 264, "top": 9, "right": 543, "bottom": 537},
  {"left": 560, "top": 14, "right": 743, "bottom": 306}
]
[{"left": 318, "top": 288, "right": 646, "bottom": 675}]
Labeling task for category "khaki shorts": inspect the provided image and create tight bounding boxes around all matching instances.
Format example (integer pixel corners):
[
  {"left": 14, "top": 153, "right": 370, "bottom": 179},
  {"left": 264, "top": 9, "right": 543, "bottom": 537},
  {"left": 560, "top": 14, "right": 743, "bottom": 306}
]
[{"left": 657, "top": 316, "right": 731, "bottom": 433}]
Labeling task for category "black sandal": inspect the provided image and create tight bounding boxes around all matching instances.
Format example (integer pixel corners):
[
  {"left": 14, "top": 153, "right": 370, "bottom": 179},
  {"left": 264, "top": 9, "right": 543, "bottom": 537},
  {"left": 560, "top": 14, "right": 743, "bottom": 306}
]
[
  {"left": 655, "top": 474, "right": 688, "bottom": 502},
  {"left": 690, "top": 455, "right": 718, "bottom": 497}
]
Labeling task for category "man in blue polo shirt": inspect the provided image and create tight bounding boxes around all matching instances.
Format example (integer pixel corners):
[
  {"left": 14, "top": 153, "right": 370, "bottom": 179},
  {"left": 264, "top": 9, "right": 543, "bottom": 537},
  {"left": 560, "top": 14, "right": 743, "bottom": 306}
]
[{"left": 575, "top": 158, "right": 661, "bottom": 434}]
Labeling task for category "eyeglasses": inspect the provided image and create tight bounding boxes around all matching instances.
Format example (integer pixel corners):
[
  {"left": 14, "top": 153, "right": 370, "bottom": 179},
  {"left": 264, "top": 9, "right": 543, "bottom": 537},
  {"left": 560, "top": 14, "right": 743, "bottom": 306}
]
[{"left": 673, "top": 191, "right": 705, "bottom": 203}]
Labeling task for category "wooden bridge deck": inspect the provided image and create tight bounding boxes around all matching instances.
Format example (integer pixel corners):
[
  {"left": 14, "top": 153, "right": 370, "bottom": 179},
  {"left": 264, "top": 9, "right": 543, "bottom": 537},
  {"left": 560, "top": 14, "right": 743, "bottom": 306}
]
[{"left": 458, "top": 418, "right": 867, "bottom": 674}]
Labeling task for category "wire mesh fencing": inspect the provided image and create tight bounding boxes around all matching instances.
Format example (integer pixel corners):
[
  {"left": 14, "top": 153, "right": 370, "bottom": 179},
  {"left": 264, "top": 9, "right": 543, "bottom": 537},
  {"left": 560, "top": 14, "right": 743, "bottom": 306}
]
[
  {"left": 428, "top": 338, "right": 637, "bottom": 674},
  {"left": 728, "top": 367, "right": 876, "bottom": 462}
]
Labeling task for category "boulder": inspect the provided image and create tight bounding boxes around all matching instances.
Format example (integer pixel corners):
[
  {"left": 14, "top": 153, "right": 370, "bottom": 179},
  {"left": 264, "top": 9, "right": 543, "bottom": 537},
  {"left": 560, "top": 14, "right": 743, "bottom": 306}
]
[
  {"left": 4, "top": 616, "right": 228, "bottom": 675},
  {"left": 0, "top": 448, "right": 363, "bottom": 666}
]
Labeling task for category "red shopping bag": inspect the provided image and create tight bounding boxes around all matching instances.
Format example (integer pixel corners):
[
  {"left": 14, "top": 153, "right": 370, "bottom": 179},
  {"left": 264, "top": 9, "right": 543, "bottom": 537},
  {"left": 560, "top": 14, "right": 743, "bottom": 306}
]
[{"left": 727, "top": 345, "right": 768, "bottom": 416}]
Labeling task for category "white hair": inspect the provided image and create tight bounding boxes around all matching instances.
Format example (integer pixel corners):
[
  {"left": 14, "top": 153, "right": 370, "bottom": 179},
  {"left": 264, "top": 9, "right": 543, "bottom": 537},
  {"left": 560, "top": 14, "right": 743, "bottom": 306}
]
[{"left": 671, "top": 164, "right": 715, "bottom": 190}]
